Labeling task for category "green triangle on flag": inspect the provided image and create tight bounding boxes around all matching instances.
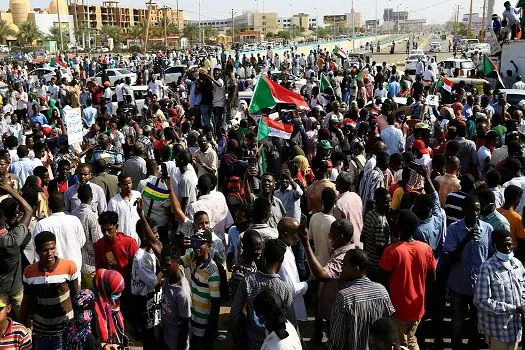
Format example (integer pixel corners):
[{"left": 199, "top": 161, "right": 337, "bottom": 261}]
[
  {"left": 482, "top": 54, "right": 505, "bottom": 88},
  {"left": 50, "top": 57, "right": 57, "bottom": 67},
  {"left": 320, "top": 73, "right": 332, "bottom": 93},
  {"left": 355, "top": 70, "right": 363, "bottom": 81},
  {"left": 257, "top": 116, "right": 271, "bottom": 141}
]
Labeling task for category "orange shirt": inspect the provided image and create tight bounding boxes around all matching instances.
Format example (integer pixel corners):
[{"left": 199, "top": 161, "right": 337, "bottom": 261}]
[{"left": 497, "top": 208, "right": 525, "bottom": 247}]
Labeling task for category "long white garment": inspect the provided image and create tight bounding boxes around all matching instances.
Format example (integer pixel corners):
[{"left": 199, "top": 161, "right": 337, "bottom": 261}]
[
  {"left": 32, "top": 212, "right": 86, "bottom": 273},
  {"left": 278, "top": 246, "right": 308, "bottom": 321},
  {"left": 108, "top": 191, "right": 142, "bottom": 245}
]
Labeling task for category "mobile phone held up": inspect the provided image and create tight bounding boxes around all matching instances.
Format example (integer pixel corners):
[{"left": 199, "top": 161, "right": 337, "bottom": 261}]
[{"left": 161, "top": 162, "right": 168, "bottom": 180}]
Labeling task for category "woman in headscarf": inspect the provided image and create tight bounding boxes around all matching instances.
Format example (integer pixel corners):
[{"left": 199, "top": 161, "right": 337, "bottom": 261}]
[
  {"left": 48, "top": 99, "right": 60, "bottom": 125},
  {"left": 63, "top": 289, "right": 100, "bottom": 350},
  {"left": 92, "top": 269, "right": 127, "bottom": 346}
]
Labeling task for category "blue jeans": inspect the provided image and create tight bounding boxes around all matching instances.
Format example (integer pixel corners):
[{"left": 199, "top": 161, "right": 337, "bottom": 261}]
[
  {"left": 450, "top": 291, "right": 479, "bottom": 349},
  {"left": 33, "top": 334, "right": 63, "bottom": 350},
  {"left": 199, "top": 105, "right": 213, "bottom": 128},
  {"left": 342, "top": 88, "right": 350, "bottom": 104},
  {"left": 212, "top": 106, "right": 225, "bottom": 137}
]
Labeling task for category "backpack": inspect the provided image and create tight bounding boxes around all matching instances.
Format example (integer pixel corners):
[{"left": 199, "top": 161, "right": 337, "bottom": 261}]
[{"left": 226, "top": 176, "right": 244, "bottom": 210}]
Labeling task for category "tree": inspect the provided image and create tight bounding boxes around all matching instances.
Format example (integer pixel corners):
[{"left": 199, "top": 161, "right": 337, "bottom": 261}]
[
  {"left": 48, "top": 26, "right": 69, "bottom": 51},
  {"left": 101, "top": 26, "right": 123, "bottom": 47},
  {"left": 203, "top": 27, "right": 218, "bottom": 43},
  {"left": 129, "top": 25, "right": 143, "bottom": 40},
  {"left": 183, "top": 23, "right": 199, "bottom": 42},
  {"left": 0, "top": 19, "right": 16, "bottom": 44},
  {"left": 16, "top": 21, "right": 43, "bottom": 48},
  {"left": 276, "top": 30, "right": 291, "bottom": 39},
  {"left": 265, "top": 31, "right": 275, "bottom": 38}
]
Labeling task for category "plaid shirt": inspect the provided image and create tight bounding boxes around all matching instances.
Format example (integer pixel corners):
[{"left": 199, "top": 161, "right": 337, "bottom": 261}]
[
  {"left": 474, "top": 255, "right": 525, "bottom": 343},
  {"left": 72, "top": 203, "right": 102, "bottom": 274}
]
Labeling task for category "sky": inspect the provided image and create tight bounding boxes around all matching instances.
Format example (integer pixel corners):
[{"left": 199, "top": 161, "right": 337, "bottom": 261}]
[{"left": 3, "top": 0, "right": 501, "bottom": 25}]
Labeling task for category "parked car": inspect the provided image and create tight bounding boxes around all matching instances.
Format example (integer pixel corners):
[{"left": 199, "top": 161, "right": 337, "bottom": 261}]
[
  {"left": 439, "top": 58, "right": 475, "bottom": 77},
  {"left": 110, "top": 85, "right": 171, "bottom": 116},
  {"left": 28, "top": 67, "right": 73, "bottom": 84},
  {"left": 429, "top": 42, "right": 442, "bottom": 53},
  {"left": 499, "top": 89, "right": 525, "bottom": 106},
  {"left": 164, "top": 65, "right": 198, "bottom": 85},
  {"left": 405, "top": 54, "right": 425, "bottom": 75},
  {"left": 94, "top": 68, "right": 137, "bottom": 86},
  {"left": 0, "top": 45, "right": 9, "bottom": 54},
  {"left": 409, "top": 49, "right": 425, "bottom": 56},
  {"left": 269, "top": 70, "right": 307, "bottom": 94}
]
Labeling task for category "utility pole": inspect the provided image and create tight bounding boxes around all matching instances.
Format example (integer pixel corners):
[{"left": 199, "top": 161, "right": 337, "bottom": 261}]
[
  {"left": 163, "top": 5, "right": 168, "bottom": 52},
  {"left": 176, "top": 0, "right": 180, "bottom": 33},
  {"left": 86, "top": 0, "right": 91, "bottom": 57},
  {"left": 144, "top": 0, "right": 153, "bottom": 53},
  {"left": 314, "top": 7, "right": 319, "bottom": 42},
  {"left": 289, "top": 4, "right": 294, "bottom": 42},
  {"left": 198, "top": 0, "right": 201, "bottom": 43},
  {"left": 57, "top": 1, "right": 64, "bottom": 53},
  {"left": 481, "top": 0, "right": 487, "bottom": 36},
  {"left": 231, "top": 9, "right": 234, "bottom": 44},
  {"left": 467, "top": 0, "right": 473, "bottom": 36},
  {"left": 351, "top": 0, "right": 355, "bottom": 50}
]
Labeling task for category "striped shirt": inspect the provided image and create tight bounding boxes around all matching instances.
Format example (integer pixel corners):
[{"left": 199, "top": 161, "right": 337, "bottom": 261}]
[
  {"left": 230, "top": 271, "right": 296, "bottom": 350},
  {"left": 362, "top": 210, "right": 391, "bottom": 275},
  {"left": 329, "top": 277, "right": 395, "bottom": 350},
  {"left": 0, "top": 318, "right": 32, "bottom": 349},
  {"left": 180, "top": 251, "right": 220, "bottom": 337},
  {"left": 445, "top": 191, "right": 468, "bottom": 226},
  {"left": 23, "top": 258, "right": 78, "bottom": 336}
]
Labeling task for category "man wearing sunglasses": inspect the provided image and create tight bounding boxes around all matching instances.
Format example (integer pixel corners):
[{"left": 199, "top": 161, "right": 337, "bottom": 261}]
[{"left": 0, "top": 293, "right": 31, "bottom": 349}]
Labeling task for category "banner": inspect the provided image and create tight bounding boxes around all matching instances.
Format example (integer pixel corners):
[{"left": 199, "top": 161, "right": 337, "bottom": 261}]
[
  {"left": 485, "top": 30, "right": 502, "bottom": 55},
  {"left": 63, "top": 107, "right": 83, "bottom": 145}
]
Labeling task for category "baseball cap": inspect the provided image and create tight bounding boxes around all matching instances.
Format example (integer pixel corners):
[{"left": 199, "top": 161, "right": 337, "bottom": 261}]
[
  {"left": 191, "top": 229, "right": 213, "bottom": 243},
  {"left": 330, "top": 114, "right": 340, "bottom": 123},
  {"left": 319, "top": 140, "right": 333, "bottom": 150},
  {"left": 412, "top": 140, "right": 429, "bottom": 154},
  {"left": 518, "top": 100, "right": 525, "bottom": 108}
]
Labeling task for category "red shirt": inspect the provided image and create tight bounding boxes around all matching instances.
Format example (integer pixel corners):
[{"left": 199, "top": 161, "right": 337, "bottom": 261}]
[
  {"left": 94, "top": 232, "right": 138, "bottom": 280},
  {"left": 379, "top": 240, "right": 436, "bottom": 322}
]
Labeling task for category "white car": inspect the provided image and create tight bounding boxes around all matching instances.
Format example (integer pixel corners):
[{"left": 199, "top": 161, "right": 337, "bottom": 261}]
[
  {"left": 269, "top": 71, "right": 307, "bottom": 94},
  {"left": 0, "top": 45, "right": 9, "bottom": 54},
  {"left": 429, "top": 42, "right": 442, "bottom": 53},
  {"left": 29, "top": 67, "right": 72, "bottom": 84},
  {"left": 110, "top": 85, "right": 172, "bottom": 116},
  {"left": 439, "top": 58, "right": 475, "bottom": 77},
  {"left": 463, "top": 43, "right": 491, "bottom": 58},
  {"left": 164, "top": 65, "right": 198, "bottom": 85},
  {"left": 405, "top": 54, "right": 425, "bottom": 74},
  {"left": 409, "top": 49, "right": 425, "bottom": 56},
  {"left": 499, "top": 89, "right": 525, "bottom": 106},
  {"left": 459, "top": 39, "right": 479, "bottom": 51},
  {"left": 94, "top": 68, "right": 137, "bottom": 86},
  {"left": 95, "top": 47, "right": 110, "bottom": 53}
]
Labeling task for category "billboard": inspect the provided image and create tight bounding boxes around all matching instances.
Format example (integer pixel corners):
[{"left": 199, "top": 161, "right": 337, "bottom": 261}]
[{"left": 324, "top": 15, "right": 347, "bottom": 23}]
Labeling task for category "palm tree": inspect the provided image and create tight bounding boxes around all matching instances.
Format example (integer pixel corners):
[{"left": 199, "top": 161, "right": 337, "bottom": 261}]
[
  {"left": 0, "top": 19, "right": 16, "bottom": 44},
  {"left": 183, "top": 23, "right": 199, "bottom": 42},
  {"left": 100, "top": 26, "right": 123, "bottom": 48},
  {"left": 16, "top": 21, "right": 43, "bottom": 48},
  {"left": 129, "top": 25, "right": 143, "bottom": 40},
  {"left": 74, "top": 23, "right": 89, "bottom": 46},
  {"left": 48, "top": 26, "right": 69, "bottom": 51}
]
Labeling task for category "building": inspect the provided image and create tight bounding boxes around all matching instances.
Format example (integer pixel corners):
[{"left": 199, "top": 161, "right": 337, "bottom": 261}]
[
  {"left": 185, "top": 11, "right": 280, "bottom": 34},
  {"left": 67, "top": 1, "right": 184, "bottom": 33},
  {"left": 278, "top": 15, "right": 317, "bottom": 30},
  {"left": 383, "top": 8, "right": 394, "bottom": 22},
  {"left": 323, "top": 11, "right": 363, "bottom": 28},
  {"left": 1, "top": 0, "right": 74, "bottom": 44},
  {"left": 397, "top": 18, "right": 426, "bottom": 32}
]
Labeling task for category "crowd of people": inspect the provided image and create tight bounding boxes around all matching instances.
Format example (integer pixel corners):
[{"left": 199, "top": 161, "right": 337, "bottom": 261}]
[{"left": 2, "top": 27, "right": 525, "bottom": 350}]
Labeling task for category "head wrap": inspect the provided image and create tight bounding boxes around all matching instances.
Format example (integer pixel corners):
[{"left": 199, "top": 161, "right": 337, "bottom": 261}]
[
  {"left": 65, "top": 289, "right": 96, "bottom": 350},
  {"left": 93, "top": 269, "right": 125, "bottom": 343}
]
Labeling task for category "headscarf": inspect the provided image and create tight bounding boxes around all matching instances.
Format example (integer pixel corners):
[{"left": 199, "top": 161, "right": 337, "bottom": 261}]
[
  {"left": 65, "top": 289, "right": 96, "bottom": 350},
  {"left": 222, "top": 139, "right": 239, "bottom": 166},
  {"left": 48, "top": 99, "right": 59, "bottom": 119},
  {"left": 292, "top": 145, "right": 306, "bottom": 158},
  {"left": 93, "top": 269, "right": 125, "bottom": 344}
]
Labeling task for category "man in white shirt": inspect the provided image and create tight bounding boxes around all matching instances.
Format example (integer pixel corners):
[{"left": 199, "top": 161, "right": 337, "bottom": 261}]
[
  {"left": 115, "top": 79, "right": 125, "bottom": 106},
  {"left": 10, "top": 145, "right": 42, "bottom": 186},
  {"left": 48, "top": 77, "right": 59, "bottom": 100},
  {"left": 277, "top": 217, "right": 308, "bottom": 322},
  {"left": 33, "top": 191, "right": 86, "bottom": 273},
  {"left": 186, "top": 174, "right": 233, "bottom": 244},
  {"left": 422, "top": 65, "right": 436, "bottom": 89},
  {"left": 107, "top": 173, "right": 142, "bottom": 245},
  {"left": 176, "top": 150, "right": 198, "bottom": 213},
  {"left": 64, "top": 163, "right": 107, "bottom": 215},
  {"left": 193, "top": 134, "right": 218, "bottom": 178},
  {"left": 211, "top": 66, "right": 226, "bottom": 137},
  {"left": 512, "top": 76, "right": 525, "bottom": 90}
]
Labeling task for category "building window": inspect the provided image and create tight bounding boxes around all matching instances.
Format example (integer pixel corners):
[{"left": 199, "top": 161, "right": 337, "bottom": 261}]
[{"left": 262, "top": 21, "right": 266, "bottom": 25}]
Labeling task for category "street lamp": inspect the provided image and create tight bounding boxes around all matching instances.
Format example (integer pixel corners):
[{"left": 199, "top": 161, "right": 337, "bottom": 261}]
[
  {"left": 397, "top": 2, "right": 404, "bottom": 34},
  {"left": 289, "top": 3, "right": 294, "bottom": 42},
  {"left": 314, "top": 7, "right": 319, "bottom": 42}
]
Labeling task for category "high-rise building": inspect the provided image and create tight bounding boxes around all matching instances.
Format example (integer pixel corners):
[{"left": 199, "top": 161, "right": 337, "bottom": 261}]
[
  {"left": 323, "top": 11, "right": 363, "bottom": 28},
  {"left": 383, "top": 8, "right": 394, "bottom": 22}
]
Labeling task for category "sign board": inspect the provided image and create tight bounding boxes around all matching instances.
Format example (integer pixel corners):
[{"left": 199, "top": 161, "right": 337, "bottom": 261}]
[
  {"left": 425, "top": 94, "right": 439, "bottom": 107},
  {"left": 63, "top": 107, "right": 83, "bottom": 145},
  {"left": 485, "top": 30, "right": 502, "bottom": 55}
]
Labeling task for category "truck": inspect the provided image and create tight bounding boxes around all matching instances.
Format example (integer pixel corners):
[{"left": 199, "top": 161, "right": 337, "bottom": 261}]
[{"left": 498, "top": 40, "right": 525, "bottom": 89}]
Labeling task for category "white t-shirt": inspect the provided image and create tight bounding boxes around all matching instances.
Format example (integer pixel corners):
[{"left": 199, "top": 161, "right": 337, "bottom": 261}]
[
  {"left": 308, "top": 213, "right": 336, "bottom": 266},
  {"left": 374, "top": 88, "right": 388, "bottom": 98},
  {"left": 477, "top": 145, "right": 491, "bottom": 178},
  {"left": 261, "top": 321, "right": 302, "bottom": 350},
  {"left": 212, "top": 78, "right": 226, "bottom": 107}
]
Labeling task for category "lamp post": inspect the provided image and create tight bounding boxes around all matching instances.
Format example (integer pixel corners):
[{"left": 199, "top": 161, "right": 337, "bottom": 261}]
[
  {"left": 397, "top": 3, "right": 403, "bottom": 34},
  {"left": 314, "top": 7, "right": 319, "bottom": 42},
  {"left": 289, "top": 3, "right": 294, "bottom": 42},
  {"left": 351, "top": 0, "right": 355, "bottom": 50}
]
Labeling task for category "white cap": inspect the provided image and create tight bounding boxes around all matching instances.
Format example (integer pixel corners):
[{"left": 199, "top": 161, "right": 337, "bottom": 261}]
[{"left": 518, "top": 100, "right": 525, "bottom": 108}]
